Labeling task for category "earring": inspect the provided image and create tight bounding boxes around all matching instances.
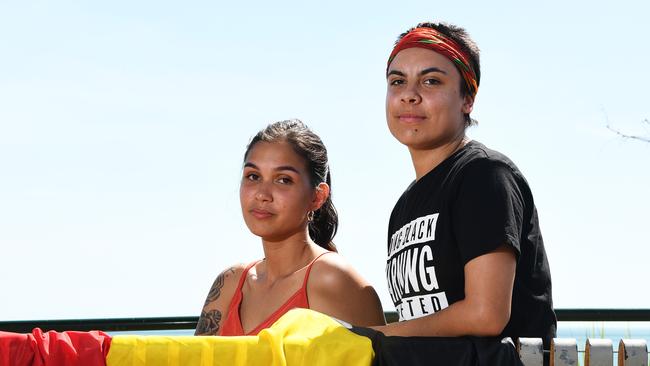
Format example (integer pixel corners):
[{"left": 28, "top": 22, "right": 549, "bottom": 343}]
[{"left": 307, "top": 211, "right": 315, "bottom": 222}]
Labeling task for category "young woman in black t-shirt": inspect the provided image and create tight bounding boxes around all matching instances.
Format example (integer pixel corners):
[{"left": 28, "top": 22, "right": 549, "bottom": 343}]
[{"left": 369, "top": 22, "right": 556, "bottom": 350}]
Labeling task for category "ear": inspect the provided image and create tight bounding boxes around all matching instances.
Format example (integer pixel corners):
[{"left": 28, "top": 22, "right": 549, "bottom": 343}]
[
  {"left": 311, "top": 182, "right": 330, "bottom": 211},
  {"left": 462, "top": 94, "right": 475, "bottom": 115}
]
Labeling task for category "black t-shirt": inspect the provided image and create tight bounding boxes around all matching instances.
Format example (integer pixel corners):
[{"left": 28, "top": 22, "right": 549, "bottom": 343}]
[{"left": 386, "top": 140, "right": 556, "bottom": 346}]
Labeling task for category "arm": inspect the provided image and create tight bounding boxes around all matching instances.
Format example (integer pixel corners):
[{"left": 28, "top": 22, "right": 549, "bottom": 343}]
[
  {"left": 308, "top": 254, "right": 386, "bottom": 327},
  {"left": 194, "top": 265, "right": 242, "bottom": 335},
  {"left": 372, "top": 244, "right": 516, "bottom": 337}
]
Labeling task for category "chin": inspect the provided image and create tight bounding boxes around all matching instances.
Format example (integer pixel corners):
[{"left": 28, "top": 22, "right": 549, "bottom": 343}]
[
  {"left": 246, "top": 223, "right": 274, "bottom": 237},
  {"left": 396, "top": 129, "right": 460, "bottom": 150},
  {"left": 389, "top": 126, "right": 415, "bottom": 144},
  {"left": 244, "top": 221, "right": 271, "bottom": 238},
  {"left": 259, "top": 232, "right": 293, "bottom": 244},
  {"left": 394, "top": 131, "right": 431, "bottom": 148}
]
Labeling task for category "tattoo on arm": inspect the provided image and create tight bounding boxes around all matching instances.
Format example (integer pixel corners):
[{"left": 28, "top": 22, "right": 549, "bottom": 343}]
[
  {"left": 203, "top": 267, "right": 235, "bottom": 306},
  {"left": 195, "top": 309, "right": 222, "bottom": 335},
  {"left": 194, "top": 267, "right": 236, "bottom": 335}
]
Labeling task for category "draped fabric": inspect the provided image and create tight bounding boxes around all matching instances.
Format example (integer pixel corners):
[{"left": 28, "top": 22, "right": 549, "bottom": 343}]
[
  {"left": 0, "top": 310, "right": 373, "bottom": 366},
  {"left": 0, "top": 328, "right": 111, "bottom": 366},
  {"left": 107, "top": 309, "right": 374, "bottom": 366},
  {"left": 1, "top": 310, "right": 525, "bottom": 366}
]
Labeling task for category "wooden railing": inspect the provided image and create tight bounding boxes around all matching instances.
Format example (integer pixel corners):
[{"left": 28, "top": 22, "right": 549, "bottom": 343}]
[{"left": 517, "top": 337, "right": 648, "bottom": 366}]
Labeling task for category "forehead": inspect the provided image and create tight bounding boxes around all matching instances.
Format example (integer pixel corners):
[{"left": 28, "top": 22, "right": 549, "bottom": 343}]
[
  {"left": 245, "top": 141, "right": 308, "bottom": 172},
  {"left": 388, "top": 47, "right": 458, "bottom": 76}
]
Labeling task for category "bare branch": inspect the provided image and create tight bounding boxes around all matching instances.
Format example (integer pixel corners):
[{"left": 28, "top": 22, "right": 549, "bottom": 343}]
[{"left": 606, "top": 124, "right": 650, "bottom": 143}]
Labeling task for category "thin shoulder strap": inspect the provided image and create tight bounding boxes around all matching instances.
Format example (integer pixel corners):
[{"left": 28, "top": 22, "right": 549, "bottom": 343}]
[
  {"left": 235, "top": 260, "right": 261, "bottom": 292},
  {"left": 301, "top": 251, "right": 332, "bottom": 288}
]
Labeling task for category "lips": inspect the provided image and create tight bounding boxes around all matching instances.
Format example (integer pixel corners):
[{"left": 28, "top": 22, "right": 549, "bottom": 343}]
[
  {"left": 250, "top": 208, "right": 274, "bottom": 219},
  {"left": 397, "top": 113, "right": 426, "bottom": 123}
]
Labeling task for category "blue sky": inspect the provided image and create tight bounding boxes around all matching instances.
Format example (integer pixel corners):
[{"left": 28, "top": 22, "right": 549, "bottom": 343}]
[{"left": 1, "top": 0, "right": 649, "bottom": 320}]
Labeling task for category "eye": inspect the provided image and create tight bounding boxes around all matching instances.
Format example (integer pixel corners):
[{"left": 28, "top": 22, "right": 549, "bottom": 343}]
[
  {"left": 275, "top": 176, "right": 293, "bottom": 185},
  {"left": 388, "top": 78, "right": 405, "bottom": 86},
  {"left": 423, "top": 78, "right": 441, "bottom": 85},
  {"left": 244, "top": 172, "right": 260, "bottom": 181}
]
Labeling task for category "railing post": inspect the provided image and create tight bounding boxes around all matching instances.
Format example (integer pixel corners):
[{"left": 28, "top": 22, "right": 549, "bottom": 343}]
[
  {"left": 585, "top": 338, "right": 613, "bottom": 366},
  {"left": 517, "top": 337, "right": 544, "bottom": 366},
  {"left": 618, "top": 339, "right": 648, "bottom": 366},
  {"left": 551, "top": 338, "right": 578, "bottom": 366}
]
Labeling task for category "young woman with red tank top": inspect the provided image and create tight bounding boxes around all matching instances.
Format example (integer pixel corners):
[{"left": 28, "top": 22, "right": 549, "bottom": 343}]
[{"left": 195, "top": 120, "right": 385, "bottom": 336}]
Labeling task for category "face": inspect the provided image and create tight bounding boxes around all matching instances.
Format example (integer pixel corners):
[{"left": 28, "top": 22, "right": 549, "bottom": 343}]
[
  {"left": 240, "top": 141, "right": 324, "bottom": 243},
  {"left": 386, "top": 47, "right": 474, "bottom": 150}
]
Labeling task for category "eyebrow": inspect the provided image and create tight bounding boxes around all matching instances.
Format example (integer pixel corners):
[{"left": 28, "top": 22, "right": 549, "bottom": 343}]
[
  {"left": 386, "top": 67, "right": 447, "bottom": 78},
  {"left": 244, "top": 162, "right": 301, "bottom": 174}
]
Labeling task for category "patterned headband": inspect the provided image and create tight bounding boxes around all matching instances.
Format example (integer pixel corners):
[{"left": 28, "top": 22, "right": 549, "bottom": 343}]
[{"left": 387, "top": 27, "right": 478, "bottom": 98}]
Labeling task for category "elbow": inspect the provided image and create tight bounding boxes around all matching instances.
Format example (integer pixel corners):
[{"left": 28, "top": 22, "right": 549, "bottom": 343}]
[
  {"left": 479, "top": 320, "right": 508, "bottom": 337},
  {"left": 472, "top": 305, "right": 510, "bottom": 336}
]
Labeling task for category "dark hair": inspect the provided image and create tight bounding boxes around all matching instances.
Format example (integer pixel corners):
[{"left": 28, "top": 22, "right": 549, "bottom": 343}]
[
  {"left": 395, "top": 22, "right": 481, "bottom": 126},
  {"left": 243, "top": 119, "right": 338, "bottom": 252}
]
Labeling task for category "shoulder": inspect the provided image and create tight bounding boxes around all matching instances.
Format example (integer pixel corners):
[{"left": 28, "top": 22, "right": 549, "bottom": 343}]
[
  {"left": 203, "top": 262, "right": 248, "bottom": 306},
  {"left": 216, "top": 262, "right": 248, "bottom": 288},
  {"left": 441, "top": 141, "right": 531, "bottom": 200},
  {"left": 306, "top": 252, "right": 385, "bottom": 326},
  {"left": 308, "top": 252, "right": 369, "bottom": 293},
  {"left": 458, "top": 141, "right": 523, "bottom": 179}
]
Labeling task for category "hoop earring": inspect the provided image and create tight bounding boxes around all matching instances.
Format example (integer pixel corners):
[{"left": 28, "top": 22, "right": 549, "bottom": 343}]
[{"left": 307, "top": 211, "right": 315, "bottom": 222}]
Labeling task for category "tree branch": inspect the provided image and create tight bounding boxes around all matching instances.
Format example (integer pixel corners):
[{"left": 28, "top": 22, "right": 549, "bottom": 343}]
[{"left": 606, "top": 123, "right": 650, "bottom": 143}]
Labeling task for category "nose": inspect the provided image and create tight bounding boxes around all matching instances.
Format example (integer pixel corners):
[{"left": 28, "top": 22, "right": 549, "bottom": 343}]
[
  {"left": 401, "top": 85, "right": 421, "bottom": 104},
  {"left": 254, "top": 182, "right": 272, "bottom": 202}
]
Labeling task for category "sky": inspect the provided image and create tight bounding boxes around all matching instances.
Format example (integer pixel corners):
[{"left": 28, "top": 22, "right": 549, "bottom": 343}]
[{"left": 1, "top": 0, "right": 649, "bottom": 321}]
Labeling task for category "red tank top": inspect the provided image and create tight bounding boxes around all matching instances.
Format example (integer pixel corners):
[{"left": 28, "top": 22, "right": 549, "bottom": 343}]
[{"left": 220, "top": 252, "right": 331, "bottom": 336}]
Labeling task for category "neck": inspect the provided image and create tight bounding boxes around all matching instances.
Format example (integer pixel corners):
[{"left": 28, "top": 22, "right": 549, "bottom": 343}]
[
  {"left": 409, "top": 134, "right": 469, "bottom": 180},
  {"left": 260, "top": 230, "right": 321, "bottom": 281}
]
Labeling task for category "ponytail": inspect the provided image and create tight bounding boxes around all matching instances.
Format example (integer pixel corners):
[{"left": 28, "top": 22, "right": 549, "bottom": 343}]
[{"left": 308, "top": 171, "right": 338, "bottom": 252}]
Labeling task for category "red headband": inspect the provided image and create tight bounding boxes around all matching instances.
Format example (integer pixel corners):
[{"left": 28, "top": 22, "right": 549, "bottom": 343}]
[{"left": 387, "top": 27, "right": 478, "bottom": 98}]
